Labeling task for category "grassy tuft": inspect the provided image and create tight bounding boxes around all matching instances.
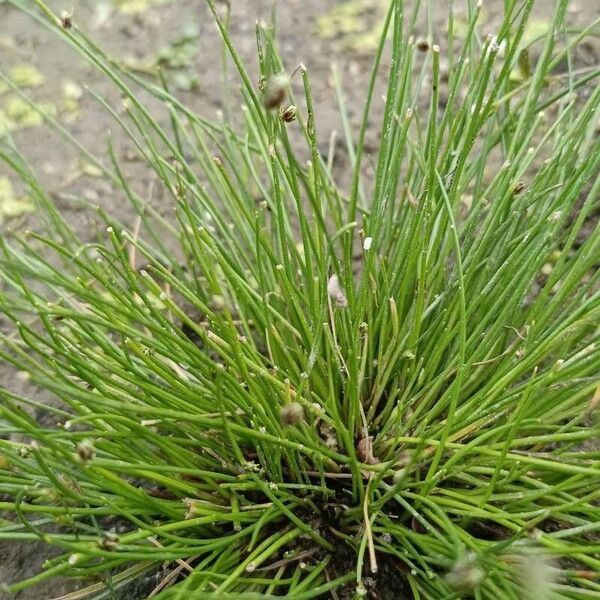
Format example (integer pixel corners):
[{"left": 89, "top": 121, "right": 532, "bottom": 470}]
[{"left": 1, "top": 0, "right": 600, "bottom": 598}]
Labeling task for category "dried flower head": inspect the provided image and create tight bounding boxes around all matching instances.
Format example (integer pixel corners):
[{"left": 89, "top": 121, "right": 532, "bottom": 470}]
[
  {"left": 183, "top": 497, "right": 200, "bottom": 519},
  {"left": 327, "top": 274, "right": 348, "bottom": 308},
  {"left": 76, "top": 440, "right": 95, "bottom": 463},
  {"left": 513, "top": 181, "right": 525, "bottom": 194},
  {"left": 319, "top": 421, "right": 338, "bottom": 450},
  {"left": 416, "top": 37, "right": 429, "bottom": 52},
  {"left": 263, "top": 73, "right": 290, "bottom": 110},
  {"left": 280, "top": 105, "right": 297, "bottom": 123},
  {"left": 243, "top": 460, "right": 261, "bottom": 472},
  {"left": 61, "top": 10, "right": 73, "bottom": 29},
  {"left": 280, "top": 402, "right": 305, "bottom": 426},
  {"left": 445, "top": 553, "right": 484, "bottom": 592},
  {"left": 98, "top": 532, "right": 119, "bottom": 552},
  {"left": 17, "top": 445, "right": 31, "bottom": 458}
]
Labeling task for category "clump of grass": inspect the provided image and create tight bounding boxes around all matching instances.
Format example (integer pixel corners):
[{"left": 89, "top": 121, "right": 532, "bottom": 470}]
[{"left": 1, "top": 0, "right": 600, "bottom": 598}]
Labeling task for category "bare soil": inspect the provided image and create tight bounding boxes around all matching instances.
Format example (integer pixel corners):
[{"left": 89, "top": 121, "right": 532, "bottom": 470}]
[{"left": 0, "top": 0, "right": 599, "bottom": 598}]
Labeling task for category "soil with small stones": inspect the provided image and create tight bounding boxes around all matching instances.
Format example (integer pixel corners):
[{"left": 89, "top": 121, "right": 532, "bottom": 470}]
[{"left": 1, "top": 0, "right": 599, "bottom": 598}]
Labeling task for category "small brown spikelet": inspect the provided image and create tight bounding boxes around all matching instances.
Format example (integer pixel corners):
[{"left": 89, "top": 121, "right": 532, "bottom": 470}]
[
  {"left": 263, "top": 73, "right": 290, "bottom": 110},
  {"left": 416, "top": 38, "right": 430, "bottom": 52},
  {"left": 76, "top": 440, "right": 94, "bottom": 463},
  {"left": 513, "top": 181, "right": 525, "bottom": 194},
  {"left": 98, "top": 532, "right": 119, "bottom": 552},
  {"left": 183, "top": 497, "right": 199, "bottom": 519},
  {"left": 280, "top": 105, "right": 297, "bottom": 123},
  {"left": 61, "top": 10, "right": 73, "bottom": 29},
  {"left": 280, "top": 402, "right": 305, "bottom": 426}
]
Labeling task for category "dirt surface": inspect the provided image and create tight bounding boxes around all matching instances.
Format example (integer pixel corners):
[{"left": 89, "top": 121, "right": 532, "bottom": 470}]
[{"left": 1, "top": 0, "right": 599, "bottom": 598}]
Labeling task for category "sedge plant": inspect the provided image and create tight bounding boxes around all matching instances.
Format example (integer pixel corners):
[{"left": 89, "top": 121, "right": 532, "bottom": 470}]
[{"left": 1, "top": 0, "right": 600, "bottom": 598}]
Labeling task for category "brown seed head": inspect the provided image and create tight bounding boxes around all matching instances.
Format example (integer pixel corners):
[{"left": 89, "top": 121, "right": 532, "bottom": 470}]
[
  {"left": 263, "top": 73, "right": 290, "bottom": 110},
  {"left": 513, "top": 181, "right": 525, "bottom": 194},
  {"left": 98, "top": 532, "right": 119, "bottom": 552},
  {"left": 416, "top": 38, "right": 430, "bottom": 52},
  {"left": 61, "top": 10, "right": 73, "bottom": 29},
  {"left": 280, "top": 105, "right": 297, "bottom": 123},
  {"left": 280, "top": 402, "right": 305, "bottom": 426},
  {"left": 76, "top": 440, "right": 94, "bottom": 463}
]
